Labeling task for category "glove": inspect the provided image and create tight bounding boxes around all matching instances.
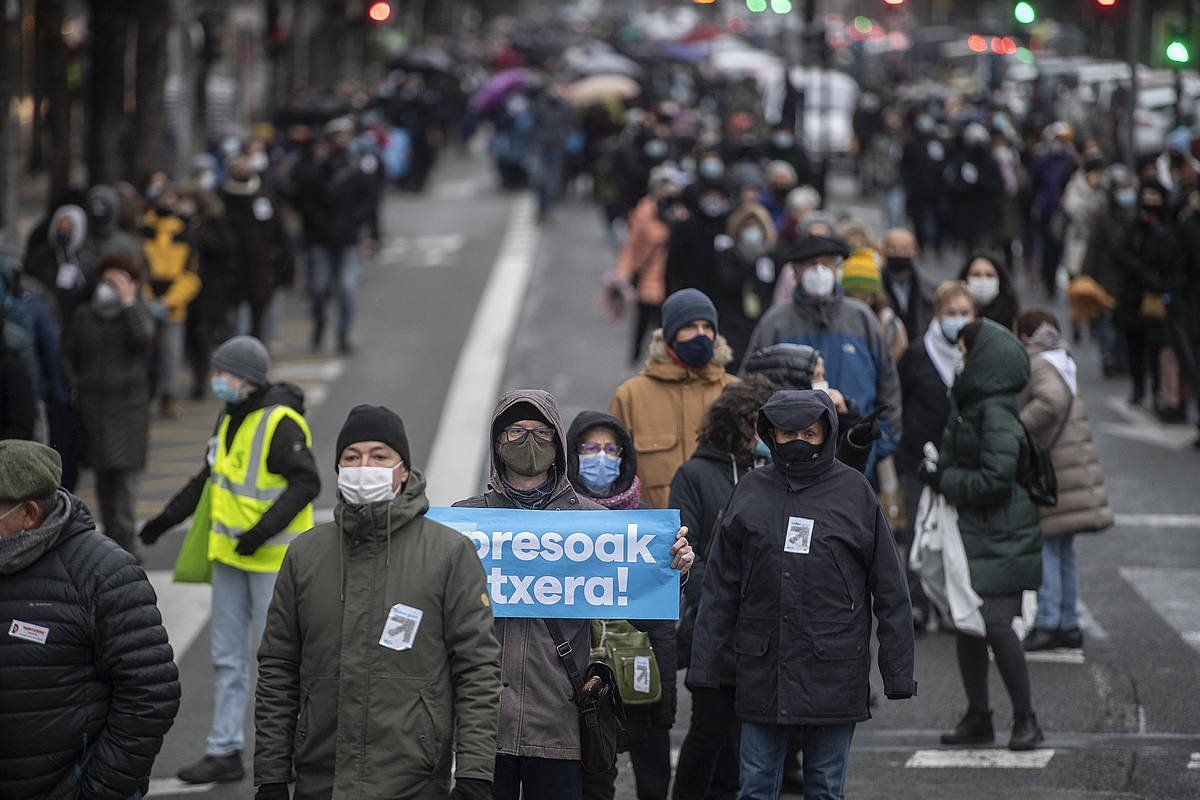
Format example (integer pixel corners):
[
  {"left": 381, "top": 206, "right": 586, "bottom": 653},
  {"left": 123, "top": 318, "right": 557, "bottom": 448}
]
[
  {"left": 918, "top": 463, "right": 941, "bottom": 492},
  {"left": 234, "top": 526, "right": 274, "bottom": 556},
  {"left": 651, "top": 682, "right": 678, "bottom": 729},
  {"left": 847, "top": 414, "right": 883, "bottom": 448},
  {"left": 255, "top": 783, "right": 290, "bottom": 800},
  {"left": 138, "top": 516, "right": 172, "bottom": 546},
  {"left": 449, "top": 778, "right": 493, "bottom": 800}
]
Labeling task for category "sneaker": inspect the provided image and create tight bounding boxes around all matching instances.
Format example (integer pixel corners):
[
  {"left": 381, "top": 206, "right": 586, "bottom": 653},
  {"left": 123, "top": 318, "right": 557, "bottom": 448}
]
[
  {"left": 1022, "top": 627, "right": 1059, "bottom": 652},
  {"left": 1009, "top": 712, "right": 1045, "bottom": 751},
  {"left": 1058, "top": 628, "right": 1084, "bottom": 649},
  {"left": 177, "top": 753, "right": 244, "bottom": 784},
  {"left": 941, "top": 709, "right": 995, "bottom": 746}
]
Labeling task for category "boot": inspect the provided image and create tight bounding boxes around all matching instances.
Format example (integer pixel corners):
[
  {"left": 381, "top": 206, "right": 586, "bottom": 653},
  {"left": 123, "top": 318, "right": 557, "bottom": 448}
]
[
  {"left": 940, "top": 709, "right": 994, "bottom": 745},
  {"left": 1058, "top": 628, "right": 1084, "bottom": 649},
  {"left": 1022, "top": 628, "right": 1059, "bottom": 652},
  {"left": 177, "top": 752, "right": 244, "bottom": 784},
  {"left": 1009, "top": 712, "right": 1045, "bottom": 751}
]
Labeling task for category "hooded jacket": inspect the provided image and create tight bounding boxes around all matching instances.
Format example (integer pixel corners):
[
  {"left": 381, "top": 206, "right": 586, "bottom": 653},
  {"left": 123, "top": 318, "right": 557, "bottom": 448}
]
[
  {"left": 743, "top": 288, "right": 902, "bottom": 462},
  {"left": 938, "top": 320, "right": 1042, "bottom": 596},
  {"left": 0, "top": 491, "right": 180, "bottom": 798},
  {"left": 689, "top": 391, "right": 915, "bottom": 725},
  {"left": 254, "top": 470, "right": 502, "bottom": 799},
  {"left": 956, "top": 258, "right": 1020, "bottom": 332},
  {"left": 219, "top": 178, "right": 295, "bottom": 306},
  {"left": 609, "top": 331, "right": 739, "bottom": 508},
  {"left": 84, "top": 185, "right": 145, "bottom": 265},
  {"left": 141, "top": 209, "right": 202, "bottom": 323},
  {"left": 454, "top": 389, "right": 602, "bottom": 760}
]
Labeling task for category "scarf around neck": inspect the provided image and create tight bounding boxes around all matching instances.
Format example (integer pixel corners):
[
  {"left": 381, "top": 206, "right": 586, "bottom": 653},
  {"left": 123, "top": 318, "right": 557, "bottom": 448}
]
[
  {"left": 923, "top": 318, "right": 958, "bottom": 388},
  {"left": 0, "top": 490, "right": 71, "bottom": 576},
  {"left": 590, "top": 475, "right": 643, "bottom": 510}
]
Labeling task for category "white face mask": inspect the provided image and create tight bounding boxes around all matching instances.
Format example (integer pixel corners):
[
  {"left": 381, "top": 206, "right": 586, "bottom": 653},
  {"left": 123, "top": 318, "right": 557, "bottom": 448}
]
[
  {"left": 801, "top": 265, "right": 836, "bottom": 298},
  {"left": 967, "top": 275, "right": 1000, "bottom": 305},
  {"left": 337, "top": 466, "right": 399, "bottom": 505},
  {"left": 811, "top": 380, "right": 830, "bottom": 393}
]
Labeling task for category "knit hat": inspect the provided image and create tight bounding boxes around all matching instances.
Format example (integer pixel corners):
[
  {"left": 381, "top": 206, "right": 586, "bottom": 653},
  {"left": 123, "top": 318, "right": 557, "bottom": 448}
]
[
  {"left": 661, "top": 288, "right": 718, "bottom": 345},
  {"left": 840, "top": 248, "right": 883, "bottom": 296},
  {"left": 495, "top": 401, "right": 550, "bottom": 436},
  {"left": 335, "top": 405, "right": 411, "bottom": 469},
  {"left": 0, "top": 440, "right": 62, "bottom": 502},
  {"left": 211, "top": 335, "right": 270, "bottom": 387}
]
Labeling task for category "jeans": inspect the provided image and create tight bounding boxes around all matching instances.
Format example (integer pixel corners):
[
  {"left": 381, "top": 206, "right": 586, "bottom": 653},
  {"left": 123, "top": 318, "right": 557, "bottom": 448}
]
[
  {"left": 307, "top": 244, "right": 363, "bottom": 341},
  {"left": 493, "top": 755, "right": 582, "bottom": 800},
  {"left": 1036, "top": 535, "right": 1079, "bottom": 630},
  {"left": 156, "top": 319, "right": 185, "bottom": 400},
  {"left": 207, "top": 561, "right": 278, "bottom": 756},
  {"left": 95, "top": 468, "right": 139, "bottom": 553},
  {"left": 673, "top": 686, "right": 739, "bottom": 800},
  {"left": 880, "top": 184, "right": 906, "bottom": 231},
  {"left": 1095, "top": 311, "right": 1122, "bottom": 371},
  {"left": 738, "top": 722, "right": 855, "bottom": 800}
]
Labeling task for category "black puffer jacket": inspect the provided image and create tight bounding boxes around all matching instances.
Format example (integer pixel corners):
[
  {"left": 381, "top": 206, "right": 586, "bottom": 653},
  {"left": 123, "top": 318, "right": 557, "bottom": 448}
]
[
  {"left": 690, "top": 391, "right": 915, "bottom": 725},
  {"left": 0, "top": 491, "right": 180, "bottom": 798}
]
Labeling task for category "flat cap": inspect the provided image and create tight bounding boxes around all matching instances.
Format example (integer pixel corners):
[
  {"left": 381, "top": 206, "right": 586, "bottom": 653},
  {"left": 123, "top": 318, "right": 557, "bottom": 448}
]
[
  {"left": 0, "top": 440, "right": 62, "bottom": 503},
  {"left": 781, "top": 234, "right": 850, "bottom": 266}
]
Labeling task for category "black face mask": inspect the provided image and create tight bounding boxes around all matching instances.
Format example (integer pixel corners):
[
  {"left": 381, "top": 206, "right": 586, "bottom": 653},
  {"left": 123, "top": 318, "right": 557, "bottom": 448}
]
[
  {"left": 673, "top": 334, "right": 714, "bottom": 367},
  {"left": 773, "top": 439, "right": 822, "bottom": 473},
  {"left": 885, "top": 256, "right": 913, "bottom": 275}
]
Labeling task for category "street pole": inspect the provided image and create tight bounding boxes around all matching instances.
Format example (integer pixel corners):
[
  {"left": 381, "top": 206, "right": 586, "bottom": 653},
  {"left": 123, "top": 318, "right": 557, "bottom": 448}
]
[
  {"left": 169, "top": 0, "right": 194, "bottom": 179},
  {"left": 1125, "top": 0, "right": 1142, "bottom": 168},
  {"left": 0, "top": 0, "right": 18, "bottom": 229}
]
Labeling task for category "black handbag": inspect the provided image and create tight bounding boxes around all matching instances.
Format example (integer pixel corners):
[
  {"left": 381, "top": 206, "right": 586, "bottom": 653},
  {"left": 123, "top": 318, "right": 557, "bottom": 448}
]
[
  {"left": 544, "top": 619, "right": 626, "bottom": 775},
  {"left": 1020, "top": 393, "right": 1072, "bottom": 507}
]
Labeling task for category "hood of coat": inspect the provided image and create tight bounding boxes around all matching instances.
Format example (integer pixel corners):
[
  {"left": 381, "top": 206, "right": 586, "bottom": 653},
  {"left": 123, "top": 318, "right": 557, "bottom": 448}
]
[
  {"left": 488, "top": 389, "right": 571, "bottom": 498},
  {"left": 566, "top": 410, "right": 637, "bottom": 500},
  {"left": 756, "top": 389, "right": 839, "bottom": 484},
  {"left": 48, "top": 205, "right": 88, "bottom": 252},
  {"left": 644, "top": 329, "right": 734, "bottom": 382},
  {"left": 85, "top": 185, "right": 121, "bottom": 237},
  {"left": 953, "top": 319, "right": 1031, "bottom": 407},
  {"left": 742, "top": 342, "right": 820, "bottom": 390},
  {"left": 727, "top": 202, "right": 779, "bottom": 255},
  {"left": 229, "top": 381, "right": 307, "bottom": 416},
  {"left": 336, "top": 467, "right": 431, "bottom": 545}
]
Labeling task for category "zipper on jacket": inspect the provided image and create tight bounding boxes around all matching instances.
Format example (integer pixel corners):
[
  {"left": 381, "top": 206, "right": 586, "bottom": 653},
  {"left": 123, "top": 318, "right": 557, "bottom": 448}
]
[{"left": 831, "top": 550, "right": 856, "bottom": 612}]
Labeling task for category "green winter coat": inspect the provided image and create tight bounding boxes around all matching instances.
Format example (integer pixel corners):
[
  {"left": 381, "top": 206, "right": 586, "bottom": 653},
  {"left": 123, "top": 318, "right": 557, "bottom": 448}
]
[
  {"left": 254, "top": 469, "right": 502, "bottom": 800},
  {"left": 938, "top": 320, "right": 1042, "bottom": 597}
]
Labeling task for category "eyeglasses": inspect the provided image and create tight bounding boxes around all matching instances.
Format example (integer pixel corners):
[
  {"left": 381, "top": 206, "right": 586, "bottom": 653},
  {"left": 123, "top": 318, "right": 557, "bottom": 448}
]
[
  {"left": 578, "top": 443, "right": 623, "bottom": 457},
  {"left": 502, "top": 426, "right": 556, "bottom": 444}
]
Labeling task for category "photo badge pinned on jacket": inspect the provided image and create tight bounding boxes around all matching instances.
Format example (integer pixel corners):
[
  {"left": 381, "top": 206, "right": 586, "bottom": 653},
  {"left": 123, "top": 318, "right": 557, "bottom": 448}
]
[
  {"left": 784, "top": 516, "right": 814, "bottom": 554},
  {"left": 379, "top": 603, "right": 423, "bottom": 651}
]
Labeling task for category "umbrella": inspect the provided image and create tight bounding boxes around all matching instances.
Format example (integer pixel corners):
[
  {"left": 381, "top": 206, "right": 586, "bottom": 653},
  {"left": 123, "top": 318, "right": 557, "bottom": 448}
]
[
  {"left": 568, "top": 74, "right": 641, "bottom": 107},
  {"left": 389, "top": 47, "right": 455, "bottom": 75},
  {"left": 680, "top": 24, "right": 725, "bottom": 44},
  {"left": 570, "top": 51, "right": 644, "bottom": 79},
  {"left": 471, "top": 68, "right": 535, "bottom": 114}
]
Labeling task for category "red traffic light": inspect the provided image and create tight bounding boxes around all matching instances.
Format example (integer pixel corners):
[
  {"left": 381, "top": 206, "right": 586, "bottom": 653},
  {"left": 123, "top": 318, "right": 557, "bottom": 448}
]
[
  {"left": 884, "top": 0, "right": 906, "bottom": 5},
  {"left": 1096, "top": 0, "right": 1117, "bottom": 6},
  {"left": 367, "top": 1, "right": 391, "bottom": 22},
  {"left": 967, "top": 34, "right": 988, "bottom": 53}
]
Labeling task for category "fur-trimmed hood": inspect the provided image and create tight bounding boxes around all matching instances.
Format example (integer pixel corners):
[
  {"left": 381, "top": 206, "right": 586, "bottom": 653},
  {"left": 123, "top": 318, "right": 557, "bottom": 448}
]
[{"left": 644, "top": 329, "right": 734, "bottom": 383}]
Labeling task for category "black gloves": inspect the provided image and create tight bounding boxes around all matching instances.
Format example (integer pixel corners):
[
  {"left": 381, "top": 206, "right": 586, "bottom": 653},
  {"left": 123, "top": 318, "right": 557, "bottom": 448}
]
[
  {"left": 449, "top": 778, "right": 493, "bottom": 800},
  {"left": 651, "top": 682, "right": 678, "bottom": 729},
  {"left": 255, "top": 783, "right": 289, "bottom": 800},
  {"left": 847, "top": 415, "right": 883, "bottom": 448},
  {"left": 235, "top": 526, "right": 274, "bottom": 556},
  {"left": 138, "top": 515, "right": 172, "bottom": 546}
]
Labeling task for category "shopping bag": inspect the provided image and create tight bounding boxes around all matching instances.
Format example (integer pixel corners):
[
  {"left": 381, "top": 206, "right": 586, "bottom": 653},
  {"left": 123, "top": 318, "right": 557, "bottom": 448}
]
[
  {"left": 911, "top": 486, "right": 984, "bottom": 637},
  {"left": 172, "top": 481, "right": 213, "bottom": 584}
]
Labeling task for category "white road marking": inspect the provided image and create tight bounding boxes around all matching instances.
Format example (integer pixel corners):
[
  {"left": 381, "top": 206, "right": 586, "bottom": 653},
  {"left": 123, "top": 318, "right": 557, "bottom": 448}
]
[
  {"left": 1114, "top": 513, "right": 1200, "bottom": 529},
  {"left": 1024, "top": 649, "right": 1086, "bottom": 664},
  {"left": 1120, "top": 566, "right": 1200, "bottom": 657},
  {"left": 146, "top": 777, "right": 215, "bottom": 796},
  {"left": 1078, "top": 600, "right": 1110, "bottom": 642},
  {"left": 425, "top": 194, "right": 540, "bottom": 506},
  {"left": 905, "top": 749, "right": 1056, "bottom": 768},
  {"left": 1099, "top": 397, "right": 1198, "bottom": 450},
  {"left": 1188, "top": 752, "right": 1200, "bottom": 769},
  {"left": 271, "top": 358, "right": 345, "bottom": 383},
  {"left": 378, "top": 234, "right": 466, "bottom": 267},
  {"left": 146, "top": 570, "right": 211, "bottom": 664}
]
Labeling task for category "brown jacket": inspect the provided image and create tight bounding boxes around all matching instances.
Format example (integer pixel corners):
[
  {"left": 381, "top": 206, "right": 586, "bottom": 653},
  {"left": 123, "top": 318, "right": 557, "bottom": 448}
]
[
  {"left": 609, "top": 331, "right": 739, "bottom": 508},
  {"left": 616, "top": 196, "right": 670, "bottom": 306},
  {"left": 1018, "top": 350, "right": 1114, "bottom": 538}
]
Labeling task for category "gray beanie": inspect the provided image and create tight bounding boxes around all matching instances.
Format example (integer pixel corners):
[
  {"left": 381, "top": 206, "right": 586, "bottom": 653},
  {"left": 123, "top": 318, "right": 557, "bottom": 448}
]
[
  {"left": 211, "top": 336, "right": 270, "bottom": 386},
  {"left": 661, "top": 288, "right": 718, "bottom": 345}
]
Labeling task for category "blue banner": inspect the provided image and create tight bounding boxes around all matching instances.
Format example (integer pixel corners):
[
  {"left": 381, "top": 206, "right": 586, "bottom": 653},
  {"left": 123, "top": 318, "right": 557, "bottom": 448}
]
[{"left": 427, "top": 507, "right": 681, "bottom": 620}]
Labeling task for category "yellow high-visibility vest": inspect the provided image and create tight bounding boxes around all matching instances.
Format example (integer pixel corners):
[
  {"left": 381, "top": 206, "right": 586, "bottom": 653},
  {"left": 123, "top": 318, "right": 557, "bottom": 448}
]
[{"left": 208, "top": 405, "right": 314, "bottom": 573}]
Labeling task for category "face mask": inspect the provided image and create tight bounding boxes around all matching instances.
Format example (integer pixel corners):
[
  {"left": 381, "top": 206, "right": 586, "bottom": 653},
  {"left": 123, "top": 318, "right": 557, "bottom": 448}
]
[
  {"left": 886, "top": 256, "right": 913, "bottom": 275},
  {"left": 967, "top": 275, "right": 1000, "bottom": 305},
  {"left": 773, "top": 439, "right": 822, "bottom": 474},
  {"left": 577, "top": 452, "right": 621, "bottom": 493},
  {"left": 772, "top": 132, "right": 795, "bottom": 149},
  {"left": 953, "top": 349, "right": 966, "bottom": 376},
  {"left": 211, "top": 376, "right": 245, "bottom": 404},
  {"left": 338, "top": 466, "right": 399, "bottom": 505},
  {"left": 754, "top": 437, "right": 772, "bottom": 459},
  {"left": 673, "top": 334, "right": 714, "bottom": 367},
  {"left": 811, "top": 380, "right": 830, "bottom": 393},
  {"left": 248, "top": 152, "right": 269, "bottom": 173},
  {"left": 801, "top": 265, "right": 836, "bottom": 298},
  {"left": 738, "top": 227, "right": 766, "bottom": 254},
  {"left": 92, "top": 282, "right": 122, "bottom": 318},
  {"left": 941, "top": 315, "right": 970, "bottom": 344},
  {"left": 699, "top": 196, "right": 729, "bottom": 218},
  {"left": 644, "top": 139, "right": 669, "bottom": 159},
  {"left": 499, "top": 436, "right": 558, "bottom": 477},
  {"left": 54, "top": 231, "right": 72, "bottom": 248},
  {"left": 198, "top": 171, "right": 217, "bottom": 191},
  {"left": 1114, "top": 188, "right": 1137, "bottom": 208},
  {"left": 699, "top": 158, "right": 724, "bottom": 179}
]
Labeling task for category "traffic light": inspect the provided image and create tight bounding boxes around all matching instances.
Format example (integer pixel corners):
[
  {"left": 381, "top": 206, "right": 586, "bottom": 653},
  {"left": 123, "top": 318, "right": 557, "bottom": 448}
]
[
  {"left": 747, "top": 0, "right": 767, "bottom": 10},
  {"left": 1167, "top": 38, "right": 1191, "bottom": 64},
  {"left": 883, "top": 0, "right": 905, "bottom": 5},
  {"left": 771, "top": 0, "right": 793, "bottom": 12},
  {"left": 367, "top": 1, "right": 391, "bottom": 22},
  {"left": 1096, "top": 0, "right": 1117, "bottom": 7},
  {"left": 1014, "top": 2, "right": 1036, "bottom": 24}
]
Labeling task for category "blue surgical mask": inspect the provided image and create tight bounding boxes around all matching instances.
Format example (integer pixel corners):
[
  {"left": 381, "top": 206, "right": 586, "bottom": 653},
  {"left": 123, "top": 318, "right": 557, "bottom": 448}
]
[
  {"left": 577, "top": 452, "right": 622, "bottom": 494},
  {"left": 700, "top": 158, "right": 724, "bottom": 179},
  {"left": 1115, "top": 188, "right": 1137, "bottom": 209},
  {"left": 755, "top": 437, "right": 772, "bottom": 459},
  {"left": 211, "top": 376, "right": 243, "bottom": 404},
  {"left": 941, "top": 316, "right": 970, "bottom": 344}
]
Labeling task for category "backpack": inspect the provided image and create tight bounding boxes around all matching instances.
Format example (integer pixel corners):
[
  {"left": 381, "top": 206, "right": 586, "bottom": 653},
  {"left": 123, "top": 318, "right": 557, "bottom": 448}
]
[{"left": 590, "top": 619, "right": 661, "bottom": 706}]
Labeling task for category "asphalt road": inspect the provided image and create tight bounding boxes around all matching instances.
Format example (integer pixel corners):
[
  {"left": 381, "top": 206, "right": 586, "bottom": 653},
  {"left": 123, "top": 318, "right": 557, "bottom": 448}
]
[{"left": 131, "top": 151, "right": 1200, "bottom": 799}]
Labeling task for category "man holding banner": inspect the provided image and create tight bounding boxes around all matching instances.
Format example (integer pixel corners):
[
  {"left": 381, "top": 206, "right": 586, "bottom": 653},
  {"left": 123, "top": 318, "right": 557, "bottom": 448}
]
[{"left": 449, "top": 389, "right": 693, "bottom": 800}]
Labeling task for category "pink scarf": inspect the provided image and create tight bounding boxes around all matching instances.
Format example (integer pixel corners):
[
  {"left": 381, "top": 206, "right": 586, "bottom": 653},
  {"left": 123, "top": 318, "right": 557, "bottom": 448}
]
[{"left": 591, "top": 475, "right": 643, "bottom": 510}]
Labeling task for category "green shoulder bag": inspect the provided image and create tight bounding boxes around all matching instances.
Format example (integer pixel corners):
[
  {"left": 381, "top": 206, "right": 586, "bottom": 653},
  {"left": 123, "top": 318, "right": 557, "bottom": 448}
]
[{"left": 590, "top": 619, "right": 662, "bottom": 706}]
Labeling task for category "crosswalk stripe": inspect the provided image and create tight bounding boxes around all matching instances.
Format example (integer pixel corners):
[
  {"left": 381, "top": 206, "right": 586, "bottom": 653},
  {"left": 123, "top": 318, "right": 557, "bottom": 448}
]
[
  {"left": 1119, "top": 566, "right": 1200, "bottom": 657},
  {"left": 904, "top": 749, "right": 1056, "bottom": 768},
  {"left": 1114, "top": 513, "right": 1200, "bottom": 529}
]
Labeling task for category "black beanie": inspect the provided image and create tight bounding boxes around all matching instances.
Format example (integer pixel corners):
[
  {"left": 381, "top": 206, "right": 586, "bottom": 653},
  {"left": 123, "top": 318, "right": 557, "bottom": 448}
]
[
  {"left": 661, "top": 288, "right": 718, "bottom": 345},
  {"left": 335, "top": 405, "right": 411, "bottom": 469},
  {"left": 494, "top": 401, "right": 550, "bottom": 436}
]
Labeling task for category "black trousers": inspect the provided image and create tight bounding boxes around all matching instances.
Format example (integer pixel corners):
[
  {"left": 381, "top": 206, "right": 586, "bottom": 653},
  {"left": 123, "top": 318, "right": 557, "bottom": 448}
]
[
  {"left": 493, "top": 755, "right": 582, "bottom": 800},
  {"left": 631, "top": 303, "right": 662, "bottom": 366},
  {"left": 955, "top": 594, "right": 1034, "bottom": 716},
  {"left": 584, "top": 721, "right": 673, "bottom": 800},
  {"left": 672, "top": 686, "right": 740, "bottom": 800}
]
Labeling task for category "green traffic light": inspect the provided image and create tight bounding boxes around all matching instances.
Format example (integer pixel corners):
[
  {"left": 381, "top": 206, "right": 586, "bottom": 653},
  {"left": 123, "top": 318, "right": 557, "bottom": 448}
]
[
  {"left": 771, "top": 0, "right": 793, "bottom": 12},
  {"left": 1014, "top": 1, "right": 1036, "bottom": 24},
  {"left": 1167, "top": 40, "right": 1191, "bottom": 64},
  {"left": 747, "top": 0, "right": 767, "bottom": 10}
]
